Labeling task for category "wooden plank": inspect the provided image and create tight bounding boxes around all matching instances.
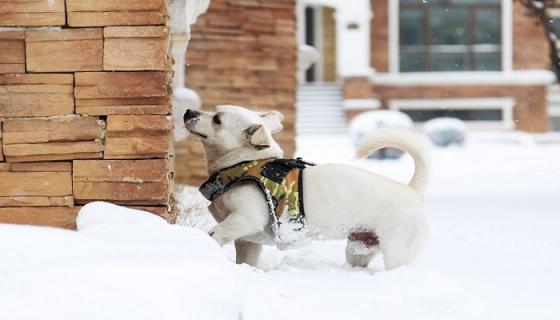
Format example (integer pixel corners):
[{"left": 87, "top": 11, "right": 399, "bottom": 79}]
[
  {"left": 26, "top": 28, "right": 103, "bottom": 72},
  {"left": 0, "top": 73, "right": 73, "bottom": 85},
  {"left": 104, "top": 26, "right": 169, "bottom": 38},
  {"left": 0, "top": 64, "right": 25, "bottom": 73},
  {"left": 2, "top": 116, "right": 104, "bottom": 162},
  {"left": 3, "top": 116, "right": 105, "bottom": 144},
  {"left": 0, "top": 30, "right": 25, "bottom": 40},
  {"left": 73, "top": 181, "right": 169, "bottom": 204},
  {"left": 0, "top": 207, "right": 79, "bottom": 229},
  {"left": 26, "top": 28, "right": 102, "bottom": 42},
  {"left": 0, "top": 0, "right": 66, "bottom": 13},
  {"left": 73, "top": 159, "right": 170, "bottom": 205},
  {"left": 0, "top": 0, "right": 65, "bottom": 27},
  {"left": 6, "top": 153, "right": 102, "bottom": 163},
  {"left": 0, "top": 40, "right": 25, "bottom": 63},
  {"left": 75, "top": 97, "right": 170, "bottom": 115},
  {"left": 0, "top": 162, "right": 72, "bottom": 172},
  {"left": 4, "top": 141, "right": 103, "bottom": 157},
  {"left": 104, "top": 38, "right": 171, "bottom": 71},
  {"left": 66, "top": 0, "right": 166, "bottom": 11},
  {"left": 0, "top": 121, "right": 3, "bottom": 161},
  {"left": 104, "top": 115, "right": 172, "bottom": 159},
  {"left": 104, "top": 136, "right": 172, "bottom": 159},
  {"left": 0, "top": 30, "right": 25, "bottom": 74},
  {"left": 130, "top": 206, "right": 169, "bottom": 217},
  {"left": 76, "top": 104, "right": 170, "bottom": 115},
  {"left": 74, "top": 72, "right": 170, "bottom": 115},
  {"left": 67, "top": 11, "right": 166, "bottom": 27},
  {"left": 105, "top": 115, "right": 172, "bottom": 134},
  {"left": 0, "top": 84, "right": 73, "bottom": 93},
  {"left": 0, "top": 205, "right": 168, "bottom": 229},
  {"left": 104, "top": 26, "right": 170, "bottom": 71},
  {"left": 0, "top": 74, "right": 74, "bottom": 117},
  {"left": 0, "top": 13, "right": 65, "bottom": 26},
  {"left": 66, "top": 0, "right": 167, "bottom": 27},
  {"left": 0, "top": 172, "right": 72, "bottom": 196},
  {"left": 74, "top": 72, "right": 169, "bottom": 99},
  {"left": 0, "top": 196, "right": 73, "bottom": 207},
  {"left": 73, "top": 159, "right": 169, "bottom": 182}
]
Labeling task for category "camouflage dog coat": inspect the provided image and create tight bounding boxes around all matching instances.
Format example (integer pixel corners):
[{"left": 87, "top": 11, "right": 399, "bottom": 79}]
[{"left": 199, "top": 158, "right": 315, "bottom": 249}]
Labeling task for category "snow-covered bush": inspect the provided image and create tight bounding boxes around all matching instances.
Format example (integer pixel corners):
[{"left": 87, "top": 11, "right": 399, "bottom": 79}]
[
  {"left": 174, "top": 185, "right": 215, "bottom": 231},
  {"left": 349, "top": 110, "right": 414, "bottom": 159},
  {"left": 424, "top": 117, "right": 467, "bottom": 147}
]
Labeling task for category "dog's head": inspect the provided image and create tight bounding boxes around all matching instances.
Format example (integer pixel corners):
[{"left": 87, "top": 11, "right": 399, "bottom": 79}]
[{"left": 183, "top": 105, "right": 285, "bottom": 161}]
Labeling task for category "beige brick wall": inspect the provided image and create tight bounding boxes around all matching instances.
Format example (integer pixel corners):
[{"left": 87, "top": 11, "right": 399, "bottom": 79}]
[
  {"left": 175, "top": 0, "right": 298, "bottom": 186},
  {"left": 0, "top": 0, "right": 175, "bottom": 228},
  {"left": 513, "top": 1, "right": 550, "bottom": 70},
  {"left": 371, "top": 0, "right": 389, "bottom": 73}
]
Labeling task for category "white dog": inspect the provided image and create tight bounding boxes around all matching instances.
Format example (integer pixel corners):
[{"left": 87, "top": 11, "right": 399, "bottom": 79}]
[{"left": 184, "top": 105, "right": 429, "bottom": 270}]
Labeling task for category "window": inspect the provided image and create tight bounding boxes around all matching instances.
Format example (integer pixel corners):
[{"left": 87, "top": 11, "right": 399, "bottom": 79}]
[{"left": 399, "top": 0, "right": 502, "bottom": 72}]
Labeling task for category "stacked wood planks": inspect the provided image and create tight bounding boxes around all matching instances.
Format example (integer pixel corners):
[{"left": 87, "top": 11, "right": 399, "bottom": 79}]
[{"left": 0, "top": 0, "right": 174, "bottom": 228}]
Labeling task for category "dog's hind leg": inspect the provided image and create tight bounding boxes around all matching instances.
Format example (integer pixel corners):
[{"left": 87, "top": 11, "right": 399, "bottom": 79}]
[
  {"left": 345, "top": 231, "right": 380, "bottom": 268},
  {"left": 235, "top": 240, "right": 262, "bottom": 266}
]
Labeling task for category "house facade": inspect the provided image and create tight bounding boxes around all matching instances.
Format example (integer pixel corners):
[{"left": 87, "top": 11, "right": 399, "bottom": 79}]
[{"left": 299, "top": 0, "right": 554, "bottom": 132}]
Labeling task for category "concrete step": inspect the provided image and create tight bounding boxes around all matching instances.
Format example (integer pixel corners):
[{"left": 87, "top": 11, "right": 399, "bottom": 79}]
[
  {"left": 297, "top": 96, "right": 343, "bottom": 100},
  {"left": 296, "top": 84, "right": 346, "bottom": 134},
  {"left": 298, "top": 105, "right": 344, "bottom": 109}
]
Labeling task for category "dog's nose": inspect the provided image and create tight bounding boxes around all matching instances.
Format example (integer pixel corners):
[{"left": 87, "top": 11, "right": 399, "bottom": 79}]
[{"left": 184, "top": 109, "right": 200, "bottom": 122}]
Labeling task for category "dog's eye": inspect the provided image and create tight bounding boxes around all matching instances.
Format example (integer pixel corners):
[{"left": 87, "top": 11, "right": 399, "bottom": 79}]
[{"left": 213, "top": 114, "right": 221, "bottom": 125}]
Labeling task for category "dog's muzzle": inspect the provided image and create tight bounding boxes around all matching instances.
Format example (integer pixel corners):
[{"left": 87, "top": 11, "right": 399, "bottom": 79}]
[
  {"left": 184, "top": 109, "right": 201, "bottom": 128},
  {"left": 184, "top": 109, "right": 200, "bottom": 122}
]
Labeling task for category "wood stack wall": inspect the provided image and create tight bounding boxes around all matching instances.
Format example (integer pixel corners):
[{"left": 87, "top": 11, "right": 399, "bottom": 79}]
[
  {"left": 0, "top": 0, "right": 174, "bottom": 228},
  {"left": 175, "top": 0, "right": 298, "bottom": 185}
]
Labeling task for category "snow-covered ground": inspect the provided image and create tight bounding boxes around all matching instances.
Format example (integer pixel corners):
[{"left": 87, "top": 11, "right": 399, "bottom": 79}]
[{"left": 1, "top": 132, "right": 559, "bottom": 319}]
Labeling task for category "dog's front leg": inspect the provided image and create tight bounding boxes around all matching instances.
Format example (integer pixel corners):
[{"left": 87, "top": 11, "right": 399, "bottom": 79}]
[
  {"left": 234, "top": 240, "right": 262, "bottom": 266},
  {"left": 208, "top": 210, "right": 265, "bottom": 246}
]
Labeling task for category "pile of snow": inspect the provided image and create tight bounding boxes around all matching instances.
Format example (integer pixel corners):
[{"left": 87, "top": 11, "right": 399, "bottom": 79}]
[
  {"left": 424, "top": 117, "right": 467, "bottom": 147},
  {"left": 349, "top": 110, "right": 414, "bottom": 159},
  {"left": 174, "top": 185, "right": 215, "bottom": 231},
  {"left": 0, "top": 202, "right": 241, "bottom": 320}
]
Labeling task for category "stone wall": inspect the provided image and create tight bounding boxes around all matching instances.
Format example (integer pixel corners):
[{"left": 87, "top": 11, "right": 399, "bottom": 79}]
[
  {"left": 0, "top": 0, "right": 174, "bottom": 228},
  {"left": 175, "top": 0, "right": 298, "bottom": 185}
]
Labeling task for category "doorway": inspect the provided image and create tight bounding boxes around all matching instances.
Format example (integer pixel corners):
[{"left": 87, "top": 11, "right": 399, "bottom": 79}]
[{"left": 304, "top": 5, "right": 337, "bottom": 83}]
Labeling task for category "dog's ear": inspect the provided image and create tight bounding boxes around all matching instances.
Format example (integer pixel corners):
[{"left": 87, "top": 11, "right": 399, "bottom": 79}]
[
  {"left": 259, "top": 111, "right": 284, "bottom": 134},
  {"left": 244, "top": 124, "right": 271, "bottom": 150}
]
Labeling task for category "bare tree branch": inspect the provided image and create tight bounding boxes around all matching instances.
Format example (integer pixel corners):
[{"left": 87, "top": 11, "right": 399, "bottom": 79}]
[{"left": 518, "top": 0, "right": 560, "bottom": 82}]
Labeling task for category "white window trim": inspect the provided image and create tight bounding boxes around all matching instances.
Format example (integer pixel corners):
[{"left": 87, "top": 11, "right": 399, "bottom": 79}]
[
  {"left": 388, "top": 0, "right": 513, "bottom": 74},
  {"left": 388, "top": 97, "right": 516, "bottom": 129},
  {"left": 343, "top": 98, "right": 381, "bottom": 110},
  {"left": 374, "top": 70, "right": 555, "bottom": 86}
]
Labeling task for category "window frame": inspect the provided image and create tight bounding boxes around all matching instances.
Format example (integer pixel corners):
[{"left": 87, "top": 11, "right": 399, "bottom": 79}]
[
  {"left": 389, "top": 0, "right": 512, "bottom": 74},
  {"left": 399, "top": 1, "right": 502, "bottom": 72}
]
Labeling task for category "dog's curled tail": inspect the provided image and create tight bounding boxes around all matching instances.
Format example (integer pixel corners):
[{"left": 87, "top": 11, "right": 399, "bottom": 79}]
[{"left": 356, "top": 128, "right": 431, "bottom": 195}]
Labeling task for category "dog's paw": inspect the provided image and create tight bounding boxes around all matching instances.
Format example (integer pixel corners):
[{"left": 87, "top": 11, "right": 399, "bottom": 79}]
[{"left": 208, "top": 226, "right": 227, "bottom": 247}]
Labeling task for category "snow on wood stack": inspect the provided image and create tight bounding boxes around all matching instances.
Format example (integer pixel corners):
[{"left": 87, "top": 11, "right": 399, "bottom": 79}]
[
  {"left": 175, "top": 0, "right": 298, "bottom": 185},
  {"left": 0, "top": 0, "right": 174, "bottom": 228}
]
